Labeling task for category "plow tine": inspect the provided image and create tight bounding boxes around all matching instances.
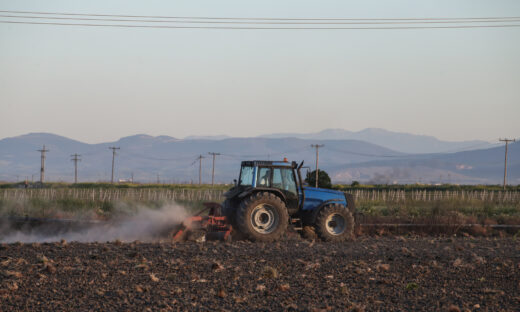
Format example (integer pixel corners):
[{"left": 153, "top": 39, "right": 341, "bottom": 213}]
[
  {"left": 171, "top": 203, "right": 232, "bottom": 242},
  {"left": 171, "top": 223, "right": 190, "bottom": 242}
]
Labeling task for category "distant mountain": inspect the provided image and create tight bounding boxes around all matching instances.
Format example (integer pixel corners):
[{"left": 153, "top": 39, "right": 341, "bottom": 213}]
[
  {"left": 0, "top": 133, "right": 516, "bottom": 185},
  {"left": 260, "top": 129, "right": 354, "bottom": 140},
  {"left": 329, "top": 142, "right": 520, "bottom": 185},
  {"left": 117, "top": 134, "right": 179, "bottom": 144},
  {"left": 260, "top": 128, "right": 495, "bottom": 154},
  {"left": 0, "top": 133, "right": 399, "bottom": 183},
  {"left": 184, "top": 135, "right": 231, "bottom": 140}
]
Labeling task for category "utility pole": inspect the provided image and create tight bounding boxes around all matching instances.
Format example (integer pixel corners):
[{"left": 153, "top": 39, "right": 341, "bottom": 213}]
[
  {"left": 70, "top": 154, "right": 81, "bottom": 183},
  {"left": 311, "top": 144, "right": 324, "bottom": 188},
  {"left": 196, "top": 154, "right": 205, "bottom": 185},
  {"left": 109, "top": 146, "right": 120, "bottom": 183},
  {"left": 37, "top": 145, "right": 49, "bottom": 183},
  {"left": 208, "top": 152, "right": 221, "bottom": 186},
  {"left": 499, "top": 138, "right": 516, "bottom": 190}
]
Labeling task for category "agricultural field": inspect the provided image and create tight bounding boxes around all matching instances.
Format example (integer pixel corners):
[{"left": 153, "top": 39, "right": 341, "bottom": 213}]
[
  {"left": 0, "top": 185, "right": 519, "bottom": 311},
  {"left": 0, "top": 185, "right": 517, "bottom": 246},
  {"left": 1, "top": 237, "right": 519, "bottom": 311},
  {"left": 1, "top": 185, "right": 519, "bottom": 233}
]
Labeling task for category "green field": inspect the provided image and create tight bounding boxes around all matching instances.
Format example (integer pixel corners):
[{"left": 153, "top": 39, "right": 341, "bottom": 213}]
[{"left": 0, "top": 183, "right": 519, "bottom": 227}]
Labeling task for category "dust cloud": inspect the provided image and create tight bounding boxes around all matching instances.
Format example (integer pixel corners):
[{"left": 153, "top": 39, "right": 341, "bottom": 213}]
[{"left": 0, "top": 203, "right": 189, "bottom": 243}]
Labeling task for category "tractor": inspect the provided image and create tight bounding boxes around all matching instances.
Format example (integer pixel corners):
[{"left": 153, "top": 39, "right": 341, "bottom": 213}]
[{"left": 172, "top": 159, "right": 355, "bottom": 242}]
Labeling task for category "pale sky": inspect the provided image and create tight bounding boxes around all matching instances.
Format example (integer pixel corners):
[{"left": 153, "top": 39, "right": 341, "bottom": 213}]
[{"left": 0, "top": 0, "right": 519, "bottom": 143}]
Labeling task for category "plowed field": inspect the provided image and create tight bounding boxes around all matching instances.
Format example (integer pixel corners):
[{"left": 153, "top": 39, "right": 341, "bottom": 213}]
[{"left": 1, "top": 237, "right": 519, "bottom": 311}]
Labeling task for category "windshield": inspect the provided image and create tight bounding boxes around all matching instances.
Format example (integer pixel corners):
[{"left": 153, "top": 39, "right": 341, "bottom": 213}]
[{"left": 239, "top": 166, "right": 254, "bottom": 186}]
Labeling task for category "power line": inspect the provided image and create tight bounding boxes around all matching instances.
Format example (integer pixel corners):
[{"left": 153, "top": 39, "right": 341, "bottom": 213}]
[
  {"left": 311, "top": 144, "right": 324, "bottom": 188},
  {"left": 1, "top": 10, "right": 519, "bottom": 21},
  {"left": 109, "top": 146, "right": 120, "bottom": 183},
  {"left": 70, "top": 154, "right": 81, "bottom": 183},
  {"left": 499, "top": 138, "right": 516, "bottom": 190},
  {"left": 122, "top": 152, "right": 195, "bottom": 161},
  {"left": 2, "top": 14, "right": 520, "bottom": 25},
  {"left": 325, "top": 146, "right": 409, "bottom": 158},
  {"left": 221, "top": 146, "right": 311, "bottom": 160},
  {"left": 37, "top": 145, "right": 49, "bottom": 183},
  {"left": 208, "top": 152, "right": 221, "bottom": 186},
  {"left": 194, "top": 155, "right": 205, "bottom": 185},
  {"left": 2, "top": 20, "right": 520, "bottom": 30},
  {"left": 432, "top": 141, "right": 501, "bottom": 154}
]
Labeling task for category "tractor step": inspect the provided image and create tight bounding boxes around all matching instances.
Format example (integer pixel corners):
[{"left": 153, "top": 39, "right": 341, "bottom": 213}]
[{"left": 290, "top": 217, "right": 303, "bottom": 231}]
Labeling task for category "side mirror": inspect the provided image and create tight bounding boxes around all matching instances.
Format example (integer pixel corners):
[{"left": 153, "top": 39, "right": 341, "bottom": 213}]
[{"left": 233, "top": 179, "right": 237, "bottom": 186}]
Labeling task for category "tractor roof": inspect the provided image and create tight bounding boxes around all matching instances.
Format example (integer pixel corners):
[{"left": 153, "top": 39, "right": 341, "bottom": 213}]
[{"left": 241, "top": 160, "right": 297, "bottom": 168}]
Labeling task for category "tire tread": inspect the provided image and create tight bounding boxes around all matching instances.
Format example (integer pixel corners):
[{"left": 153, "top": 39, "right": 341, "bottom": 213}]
[
  {"left": 236, "top": 192, "right": 288, "bottom": 242},
  {"left": 315, "top": 203, "right": 354, "bottom": 242}
]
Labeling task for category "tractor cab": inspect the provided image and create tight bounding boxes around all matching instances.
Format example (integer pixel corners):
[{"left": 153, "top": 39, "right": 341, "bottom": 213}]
[{"left": 236, "top": 160, "right": 301, "bottom": 214}]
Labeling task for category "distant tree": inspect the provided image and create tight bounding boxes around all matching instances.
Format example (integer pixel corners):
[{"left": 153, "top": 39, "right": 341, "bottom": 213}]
[
  {"left": 351, "top": 181, "right": 360, "bottom": 187},
  {"left": 305, "top": 170, "right": 332, "bottom": 189}
]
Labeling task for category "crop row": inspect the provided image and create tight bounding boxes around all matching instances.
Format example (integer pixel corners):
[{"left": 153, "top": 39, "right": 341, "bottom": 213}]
[{"left": 2, "top": 188, "right": 519, "bottom": 204}]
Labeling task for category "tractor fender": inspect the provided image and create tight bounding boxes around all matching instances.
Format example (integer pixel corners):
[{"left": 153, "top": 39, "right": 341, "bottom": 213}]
[
  {"left": 238, "top": 187, "right": 287, "bottom": 203},
  {"left": 304, "top": 199, "right": 345, "bottom": 225}
]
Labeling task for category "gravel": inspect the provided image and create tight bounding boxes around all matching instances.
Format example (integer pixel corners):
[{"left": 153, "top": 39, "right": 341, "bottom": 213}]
[{"left": 1, "top": 237, "right": 519, "bottom": 311}]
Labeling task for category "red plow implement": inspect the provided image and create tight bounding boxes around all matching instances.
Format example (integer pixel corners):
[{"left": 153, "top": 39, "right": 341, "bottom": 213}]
[{"left": 172, "top": 202, "right": 232, "bottom": 242}]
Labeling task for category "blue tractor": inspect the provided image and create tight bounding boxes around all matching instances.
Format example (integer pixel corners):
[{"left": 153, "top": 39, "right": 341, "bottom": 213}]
[{"left": 222, "top": 160, "right": 355, "bottom": 242}]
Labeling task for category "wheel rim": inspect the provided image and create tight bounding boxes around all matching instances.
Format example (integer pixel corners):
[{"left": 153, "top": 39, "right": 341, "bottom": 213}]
[
  {"left": 325, "top": 213, "right": 346, "bottom": 235},
  {"left": 250, "top": 204, "right": 279, "bottom": 234}
]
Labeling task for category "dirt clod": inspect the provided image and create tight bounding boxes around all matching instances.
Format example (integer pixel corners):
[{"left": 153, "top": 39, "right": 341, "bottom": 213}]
[
  {"left": 278, "top": 283, "right": 290, "bottom": 291},
  {"left": 263, "top": 265, "right": 278, "bottom": 279},
  {"left": 217, "top": 288, "right": 227, "bottom": 298},
  {"left": 447, "top": 305, "right": 460, "bottom": 312},
  {"left": 149, "top": 273, "right": 159, "bottom": 282}
]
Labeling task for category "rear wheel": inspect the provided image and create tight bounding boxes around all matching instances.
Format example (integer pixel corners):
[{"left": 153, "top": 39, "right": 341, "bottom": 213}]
[
  {"left": 236, "top": 192, "right": 288, "bottom": 242},
  {"left": 222, "top": 198, "right": 245, "bottom": 240},
  {"left": 222, "top": 199, "right": 235, "bottom": 222},
  {"left": 315, "top": 204, "right": 354, "bottom": 242}
]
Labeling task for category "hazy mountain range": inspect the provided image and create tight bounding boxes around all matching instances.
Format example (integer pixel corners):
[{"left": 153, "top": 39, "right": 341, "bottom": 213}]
[
  {"left": 0, "top": 130, "right": 517, "bottom": 185},
  {"left": 191, "top": 128, "right": 495, "bottom": 154},
  {"left": 269, "top": 129, "right": 498, "bottom": 154}
]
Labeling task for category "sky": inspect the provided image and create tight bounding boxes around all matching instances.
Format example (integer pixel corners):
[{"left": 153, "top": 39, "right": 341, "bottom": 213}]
[{"left": 0, "top": 0, "right": 519, "bottom": 144}]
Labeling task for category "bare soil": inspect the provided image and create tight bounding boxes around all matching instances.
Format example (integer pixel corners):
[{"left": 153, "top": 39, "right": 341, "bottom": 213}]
[{"left": 1, "top": 237, "right": 519, "bottom": 311}]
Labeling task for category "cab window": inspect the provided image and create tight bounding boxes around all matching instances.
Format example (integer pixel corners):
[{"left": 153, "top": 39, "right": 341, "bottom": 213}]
[
  {"left": 272, "top": 168, "right": 297, "bottom": 195},
  {"left": 256, "top": 167, "right": 271, "bottom": 187},
  {"left": 239, "top": 166, "right": 254, "bottom": 186}
]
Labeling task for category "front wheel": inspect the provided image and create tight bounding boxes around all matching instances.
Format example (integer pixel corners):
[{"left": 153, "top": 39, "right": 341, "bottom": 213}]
[
  {"left": 236, "top": 192, "right": 288, "bottom": 242},
  {"left": 315, "top": 204, "right": 354, "bottom": 242}
]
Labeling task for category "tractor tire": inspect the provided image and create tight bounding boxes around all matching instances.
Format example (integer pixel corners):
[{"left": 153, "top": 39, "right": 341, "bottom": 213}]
[
  {"left": 345, "top": 193, "right": 356, "bottom": 213},
  {"left": 344, "top": 193, "right": 358, "bottom": 235},
  {"left": 236, "top": 192, "right": 288, "bottom": 242},
  {"left": 222, "top": 199, "right": 235, "bottom": 222},
  {"left": 315, "top": 204, "right": 354, "bottom": 242},
  {"left": 222, "top": 199, "right": 245, "bottom": 241}
]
